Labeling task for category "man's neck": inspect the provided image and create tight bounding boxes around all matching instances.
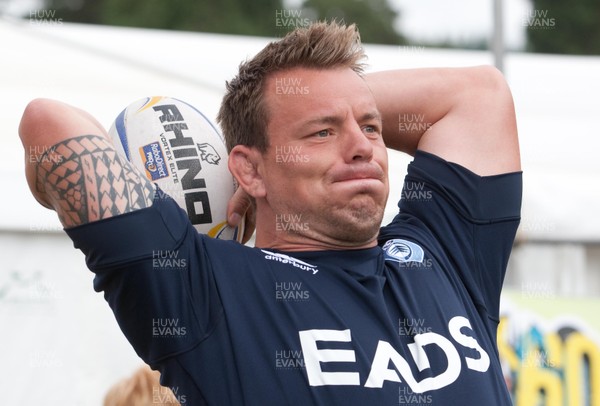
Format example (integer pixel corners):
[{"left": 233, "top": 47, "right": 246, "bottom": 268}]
[{"left": 253, "top": 229, "right": 378, "bottom": 252}]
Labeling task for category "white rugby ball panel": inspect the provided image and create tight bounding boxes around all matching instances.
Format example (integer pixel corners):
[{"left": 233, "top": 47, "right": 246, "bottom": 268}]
[{"left": 108, "top": 96, "right": 244, "bottom": 242}]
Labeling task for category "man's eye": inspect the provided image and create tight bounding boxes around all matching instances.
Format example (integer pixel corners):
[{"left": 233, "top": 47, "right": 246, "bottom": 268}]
[
  {"left": 315, "top": 129, "right": 330, "bottom": 138},
  {"left": 363, "top": 125, "right": 380, "bottom": 136}
]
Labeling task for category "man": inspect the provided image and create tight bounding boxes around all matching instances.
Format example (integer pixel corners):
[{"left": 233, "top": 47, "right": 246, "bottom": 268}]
[{"left": 20, "top": 21, "right": 520, "bottom": 405}]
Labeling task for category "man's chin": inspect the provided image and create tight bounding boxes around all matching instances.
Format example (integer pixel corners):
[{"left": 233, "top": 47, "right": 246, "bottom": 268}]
[{"left": 325, "top": 206, "right": 384, "bottom": 245}]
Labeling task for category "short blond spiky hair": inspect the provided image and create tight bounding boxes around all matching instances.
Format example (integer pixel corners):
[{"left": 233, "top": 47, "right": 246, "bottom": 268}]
[{"left": 217, "top": 21, "right": 366, "bottom": 153}]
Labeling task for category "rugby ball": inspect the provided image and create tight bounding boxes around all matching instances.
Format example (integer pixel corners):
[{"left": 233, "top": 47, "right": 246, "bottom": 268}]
[{"left": 108, "top": 96, "right": 244, "bottom": 242}]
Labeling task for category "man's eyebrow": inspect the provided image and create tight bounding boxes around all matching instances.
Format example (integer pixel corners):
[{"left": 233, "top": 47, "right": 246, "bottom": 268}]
[
  {"left": 301, "top": 110, "right": 382, "bottom": 127},
  {"left": 359, "top": 111, "right": 382, "bottom": 122},
  {"left": 302, "top": 115, "right": 343, "bottom": 127}
]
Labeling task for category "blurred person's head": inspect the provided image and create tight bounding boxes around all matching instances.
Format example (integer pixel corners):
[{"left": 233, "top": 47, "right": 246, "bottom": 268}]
[{"left": 103, "top": 365, "right": 180, "bottom": 406}]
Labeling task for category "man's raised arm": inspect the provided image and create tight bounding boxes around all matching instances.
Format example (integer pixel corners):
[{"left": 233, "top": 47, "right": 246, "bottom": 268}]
[
  {"left": 19, "top": 98, "right": 155, "bottom": 228},
  {"left": 366, "top": 66, "right": 520, "bottom": 176}
]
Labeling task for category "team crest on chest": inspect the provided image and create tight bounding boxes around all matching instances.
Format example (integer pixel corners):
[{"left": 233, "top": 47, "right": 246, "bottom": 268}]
[{"left": 382, "top": 239, "right": 424, "bottom": 264}]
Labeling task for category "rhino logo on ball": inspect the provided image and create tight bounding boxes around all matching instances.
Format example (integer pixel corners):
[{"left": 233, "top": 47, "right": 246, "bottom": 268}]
[{"left": 196, "top": 143, "right": 222, "bottom": 165}]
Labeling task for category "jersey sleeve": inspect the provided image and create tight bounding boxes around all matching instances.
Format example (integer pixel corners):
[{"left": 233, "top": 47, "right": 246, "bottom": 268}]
[
  {"left": 64, "top": 189, "right": 223, "bottom": 365},
  {"left": 379, "top": 150, "right": 522, "bottom": 321}
]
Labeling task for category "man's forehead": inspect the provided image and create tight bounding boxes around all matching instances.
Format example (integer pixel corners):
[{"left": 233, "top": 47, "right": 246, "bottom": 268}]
[
  {"left": 265, "top": 67, "right": 377, "bottom": 117},
  {"left": 266, "top": 66, "right": 365, "bottom": 88}
]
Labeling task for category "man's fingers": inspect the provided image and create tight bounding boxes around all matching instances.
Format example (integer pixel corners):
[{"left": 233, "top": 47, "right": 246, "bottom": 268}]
[
  {"left": 227, "top": 187, "right": 256, "bottom": 243},
  {"left": 240, "top": 204, "right": 256, "bottom": 244},
  {"left": 227, "top": 186, "right": 251, "bottom": 227}
]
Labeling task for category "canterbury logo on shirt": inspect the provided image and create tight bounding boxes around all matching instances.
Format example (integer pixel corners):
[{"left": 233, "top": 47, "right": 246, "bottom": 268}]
[
  {"left": 262, "top": 250, "right": 319, "bottom": 274},
  {"left": 298, "top": 316, "right": 490, "bottom": 392}
]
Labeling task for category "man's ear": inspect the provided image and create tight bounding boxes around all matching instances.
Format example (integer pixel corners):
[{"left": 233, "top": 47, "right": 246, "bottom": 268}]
[{"left": 228, "top": 145, "right": 266, "bottom": 198}]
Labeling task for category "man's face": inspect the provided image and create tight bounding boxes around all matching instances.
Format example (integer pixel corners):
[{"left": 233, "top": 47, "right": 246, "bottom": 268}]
[{"left": 257, "top": 67, "right": 389, "bottom": 248}]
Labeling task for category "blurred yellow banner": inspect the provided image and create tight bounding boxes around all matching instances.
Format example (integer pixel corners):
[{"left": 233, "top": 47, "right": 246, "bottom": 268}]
[{"left": 499, "top": 291, "right": 600, "bottom": 406}]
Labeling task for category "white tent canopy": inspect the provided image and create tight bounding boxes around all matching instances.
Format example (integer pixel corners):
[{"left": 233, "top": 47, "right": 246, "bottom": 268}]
[{"left": 2, "top": 17, "right": 599, "bottom": 241}]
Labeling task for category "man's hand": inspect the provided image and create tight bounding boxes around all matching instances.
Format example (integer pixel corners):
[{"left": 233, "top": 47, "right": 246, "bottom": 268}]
[{"left": 226, "top": 186, "right": 256, "bottom": 244}]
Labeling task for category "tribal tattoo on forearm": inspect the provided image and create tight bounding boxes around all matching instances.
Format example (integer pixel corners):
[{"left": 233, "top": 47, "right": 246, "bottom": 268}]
[{"left": 35, "top": 135, "right": 155, "bottom": 228}]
